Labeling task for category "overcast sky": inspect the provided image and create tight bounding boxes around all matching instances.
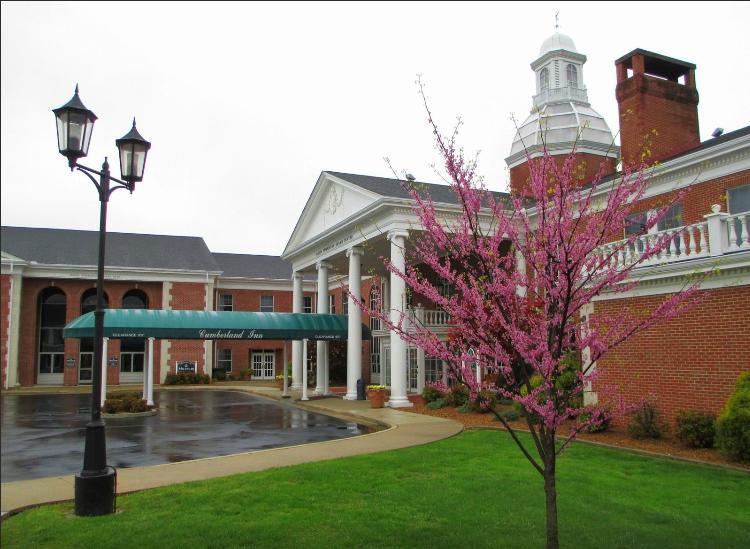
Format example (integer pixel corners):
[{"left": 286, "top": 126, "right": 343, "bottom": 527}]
[{"left": 2, "top": 1, "right": 749, "bottom": 256}]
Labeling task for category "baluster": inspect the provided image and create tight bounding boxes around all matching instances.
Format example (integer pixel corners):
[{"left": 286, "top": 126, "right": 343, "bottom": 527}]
[
  {"left": 727, "top": 216, "right": 740, "bottom": 251},
  {"left": 740, "top": 214, "right": 749, "bottom": 249},
  {"left": 697, "top": 223, "right": 707, "bottom": 255},
  {"left": 667, "top": 229, "right": 676, "bottom": 259},
  {"left": 688, "top": 224, "right": 697, "bottom": 256}
]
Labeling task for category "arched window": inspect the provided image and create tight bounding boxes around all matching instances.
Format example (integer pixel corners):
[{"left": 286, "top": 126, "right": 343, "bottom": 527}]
[
  {"left": 120, "top": 289, "right": 148, "bottom": 379},
  {"left": 540, "top": 68, "right": 550, "bottom": 91},
  {"left": 79, "top": 289, "right": 109, "bottom": 383},
  {"left": 566, "top": 64, "right": 578, "bottom": 88},
  {"left": 38, "top": 287, "right": 66, "bottom": 380},
  {"left": 369, "top": 285, "right": 381, "bottom": 331}
]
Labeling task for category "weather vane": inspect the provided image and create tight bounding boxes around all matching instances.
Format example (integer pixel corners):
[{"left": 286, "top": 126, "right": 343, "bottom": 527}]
[{"left": 555, "top": 10, "right": 560, "bottom": 30}]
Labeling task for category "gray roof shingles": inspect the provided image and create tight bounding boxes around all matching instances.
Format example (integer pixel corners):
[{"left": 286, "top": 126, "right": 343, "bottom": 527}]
[
  {"left": 211, "top": 253, "right": 293, "bottom": 279},
  {"left": 1, "top": 226, "right": 221, "bottom": 272}
]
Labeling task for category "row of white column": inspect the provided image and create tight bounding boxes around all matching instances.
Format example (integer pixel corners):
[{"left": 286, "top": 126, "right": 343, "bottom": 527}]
[
  {"left": 99, "top": 336, "right": 155, "bottom": 407},
  {"left": 290, "top": 230, "right": 412, "bottom": 407}
]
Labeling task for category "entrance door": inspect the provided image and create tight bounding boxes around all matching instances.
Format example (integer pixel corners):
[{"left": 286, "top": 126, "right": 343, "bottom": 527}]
[
  {"left": 79, "top": 352, "right": 93, "bottom": 384},
  {"left": 370, "top": 337, "right": 381, "bottom": 384},
  {"left": 252, "top": 351, "right": 275, "bottom": 379},
  {"left": 382, "top": 344, "right": 391, "bottom": 387}
]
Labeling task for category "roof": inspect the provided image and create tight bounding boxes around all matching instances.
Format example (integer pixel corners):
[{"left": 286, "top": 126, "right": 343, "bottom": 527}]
[
  {"left": 212, "top": 253, "right": 292, "bottom": 279},
  {"left": 325, "top": 171, "right": 509, "bottom": 204},
  {"left": 0, "top": 226, "right": 221, "bottom": 272},
  {"left": 615, "top": 48, "right": 696, "bottom": 72},
  {"left": 63, "top": 309, "right": 370, "bottom": 341},
  {"left": 538, "top": 31, "right": 578, "bottom": 56}
]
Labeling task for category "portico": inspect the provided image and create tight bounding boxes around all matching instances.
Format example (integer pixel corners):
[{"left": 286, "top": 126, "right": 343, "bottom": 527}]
[{"left": 282, "top": 171, "right": 486, "bottom": 406}]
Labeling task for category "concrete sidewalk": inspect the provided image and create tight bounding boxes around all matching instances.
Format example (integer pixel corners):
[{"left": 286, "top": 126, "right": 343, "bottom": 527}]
[{"left": 1, "top": 386, "right": 462, "bottom": 515}]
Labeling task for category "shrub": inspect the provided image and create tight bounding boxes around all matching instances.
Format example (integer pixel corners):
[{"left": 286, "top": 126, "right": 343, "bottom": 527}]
[
  {"left": 456, "top": 403, "right": 472, "bottom": 414},
  {"left": 103, "top": 399, "right": 124, "bottom": 414},
  {"left": 716, "top": 372, "right": 750, "bottom": 462},
  {"left": 579, "top": 409, "right": 612, "bottom": 433},
  {"left": 676, "top": 410, "right": 716, "bottom": 448},
  {"left": 426, "top": 398, "right": 446, "bottom": 410},
  {"left": 627, "top": 401, "right": 667, "bottom": 439},
  {"left": 212, "top": 369, "right": 227, "bottom": 381},
  {"left": 422, "top": 384, "right": 446, "bottom": 403},
  {"left": 471, "top": 389, "right": 498, "bottom": 413},
  {"left": 164, "top": 372, "right": 211, "bottom": 385},
  {"left": 446, "top": 384, "right": 470, "bottom": 407},
  {"left": 495, "top": 409, "right": 520, "bottom": 422},
  {"left": 129, "top": 399, "right": 148, "bottom": 413}
]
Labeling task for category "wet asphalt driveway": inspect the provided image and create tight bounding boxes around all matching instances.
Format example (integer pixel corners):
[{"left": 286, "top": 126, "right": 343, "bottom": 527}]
[{"left": 1, "top": 390, "right": 369, "bottom": 482}]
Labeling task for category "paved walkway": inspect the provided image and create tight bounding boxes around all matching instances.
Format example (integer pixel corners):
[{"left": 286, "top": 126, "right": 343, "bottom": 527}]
[{"left": 0, "top": 385, "right": 463, "bottom": 514}]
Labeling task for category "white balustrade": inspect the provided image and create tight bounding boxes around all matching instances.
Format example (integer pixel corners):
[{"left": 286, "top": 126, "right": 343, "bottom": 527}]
[{"left": 725, "top": 211, "right": 750, "bottom": 250}]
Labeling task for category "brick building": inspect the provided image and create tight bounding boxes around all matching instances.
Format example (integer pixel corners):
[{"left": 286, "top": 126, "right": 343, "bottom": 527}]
[{"left": 2, "top": 31, "right": 749, "bottom": 418}]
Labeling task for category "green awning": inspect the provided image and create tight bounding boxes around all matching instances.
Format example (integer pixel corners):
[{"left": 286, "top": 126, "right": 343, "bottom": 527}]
[{"left": 63, "top": 309, "right": 371, "bottom": 341}]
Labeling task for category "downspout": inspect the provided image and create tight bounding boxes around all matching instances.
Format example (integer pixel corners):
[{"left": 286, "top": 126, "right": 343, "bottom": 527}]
[{"left": 4, "top": 262, "right": 13, "bottom": 389}]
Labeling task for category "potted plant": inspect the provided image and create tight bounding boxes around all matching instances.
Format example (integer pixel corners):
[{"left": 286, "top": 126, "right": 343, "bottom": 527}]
[
  {"left": 239, "top": 368, "right": 252, "bottom": 381},
  {"left": 367, "top": 385, "right": 387, "bottom": 408},
  {"left": 275, "top": 373, "right": 286, "bottom": 390}
]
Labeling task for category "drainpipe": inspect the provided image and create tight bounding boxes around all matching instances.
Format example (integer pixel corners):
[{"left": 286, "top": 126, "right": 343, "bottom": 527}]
[{"left": 4, "top": 262, "right": 13, "bottom": 389}]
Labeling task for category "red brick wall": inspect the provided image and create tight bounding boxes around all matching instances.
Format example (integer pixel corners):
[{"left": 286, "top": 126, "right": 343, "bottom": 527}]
[
  {"left": 1, "top": 274, "right": 11, "bottom": 387},
  {"left": 592, "top": 285, "right": 750, "bottom": 424},
  {"left": 167, "top": 282, "right": 207, "bottom": 374},
  {"left": 604, "top": 169, "right": 750, "bottom": 243},
  {"left": 510, "top": 153, "right": 617, "bottom": 198},
  {"left": 15, "top": 279, "right": 162, "bottom": 386},
  {"left": 616, "top": 71, "right": 700, "bottom": 165}
]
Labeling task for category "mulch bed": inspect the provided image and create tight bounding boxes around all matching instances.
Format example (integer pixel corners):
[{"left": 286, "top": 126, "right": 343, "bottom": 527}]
[{"left": 402, "top": 403, "right": 749, "bottom": 471}]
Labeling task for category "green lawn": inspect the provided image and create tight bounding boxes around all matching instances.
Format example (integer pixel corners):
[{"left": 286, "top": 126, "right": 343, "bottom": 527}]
[{"left": 2, "top": 430, "right": 748, "bottom": 548}]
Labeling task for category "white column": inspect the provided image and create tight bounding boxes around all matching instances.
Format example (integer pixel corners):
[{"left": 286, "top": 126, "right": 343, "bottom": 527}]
[
  {"left": 415, "top": 304, "right": 425, "bottom": 394},
  {"left": 282, "top": 341, "right": 289, "bottom": 397},
  {"left": 315, "top": 260, "right": 330, "bottom": 395},
  {"left": 301, "top": 338, "right": 309, "bottom": 401},
  {"left": 291, "top": 272, "right": 304, "bottom": 389},
  {"left": 387, "top": 230, "right": 413, "bottom": 408},
  {"left": 147, "top": 337, "right": 155, "bottom": 406},
  {"left": 704, "top": 204, "right": 730, "bottom": 257},
  {"left": 101, "top": 337, "right": 109, "bottom": 403},
  {"left": 344, "top": 246, "right": 363, "bottom": 400}
]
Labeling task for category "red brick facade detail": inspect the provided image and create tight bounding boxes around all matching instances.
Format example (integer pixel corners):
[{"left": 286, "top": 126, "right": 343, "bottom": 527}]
[
  {"left": 167, "top": 282, "right": 207, "bottom": 374},
  {"left": 592, "top": 285, "right": 750, "bottom": 424},
  {"left": 14, "top": 279, "right": 161, "bottom": 387},
  {"left": 510, "top": 153, "right": 617, "bottom": 197},
  {"left": 616, "top": 52, "right": 700, "bottom": 165}
]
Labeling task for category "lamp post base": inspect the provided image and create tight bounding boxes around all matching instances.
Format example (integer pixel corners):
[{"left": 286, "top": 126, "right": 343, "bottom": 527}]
[{"left": 74, "top": 466, "right": 117, "bottom": 516}]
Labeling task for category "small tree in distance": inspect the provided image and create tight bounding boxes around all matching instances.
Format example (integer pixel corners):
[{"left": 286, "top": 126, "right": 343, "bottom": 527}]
[{"left": 355, "top": 83, "right": 701, "bottom": 549}]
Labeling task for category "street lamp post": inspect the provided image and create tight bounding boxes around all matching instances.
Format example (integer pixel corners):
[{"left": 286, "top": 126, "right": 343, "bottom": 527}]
[{"left": 53, "top": 86, "right": 151, "bottom": 516}]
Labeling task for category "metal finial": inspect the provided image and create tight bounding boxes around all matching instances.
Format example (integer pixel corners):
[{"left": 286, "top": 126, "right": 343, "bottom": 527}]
[
  {"left": 132, "top": 117, "right": 137, "bottom": 128},
  {"left": 75, "top": 83, "right": 79, "bottom": 94},
  {"left": 555, "top": 10, "right": 560, "bottom": 30}
]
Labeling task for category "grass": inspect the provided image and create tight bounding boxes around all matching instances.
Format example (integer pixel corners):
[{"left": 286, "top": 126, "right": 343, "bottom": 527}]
[{"left": 2, "top": 430, "right": 748, "bottom": 548}]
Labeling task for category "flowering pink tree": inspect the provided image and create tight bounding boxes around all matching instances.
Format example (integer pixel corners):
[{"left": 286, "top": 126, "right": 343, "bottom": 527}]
[{"left": 359, "top": 90, "right": 700, "bottom": 549}]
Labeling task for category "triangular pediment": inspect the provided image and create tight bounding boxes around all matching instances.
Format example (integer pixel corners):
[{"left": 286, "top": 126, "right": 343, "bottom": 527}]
[{"left": 283, "top": 172, "right": 381, "bottom": 255}]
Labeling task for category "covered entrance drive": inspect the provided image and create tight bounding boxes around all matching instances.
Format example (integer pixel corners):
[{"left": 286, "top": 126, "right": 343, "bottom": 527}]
[{"left": 64, "top": 309, "right": 370, "bottom": 403}]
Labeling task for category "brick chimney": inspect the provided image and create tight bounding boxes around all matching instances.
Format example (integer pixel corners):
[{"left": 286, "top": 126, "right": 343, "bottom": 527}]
[{"left": 615, "top": 49, "right": 699, "bottom": 165}]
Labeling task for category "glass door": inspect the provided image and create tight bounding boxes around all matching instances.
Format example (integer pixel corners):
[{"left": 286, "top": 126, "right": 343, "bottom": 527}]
[{"left": 79, "top": 352, "right": 93, "bottom": 384}]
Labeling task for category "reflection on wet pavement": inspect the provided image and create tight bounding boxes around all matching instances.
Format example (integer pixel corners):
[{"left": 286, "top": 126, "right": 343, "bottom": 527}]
[{"left": 1, "top": 390, "right": 371, "bottom": 482}]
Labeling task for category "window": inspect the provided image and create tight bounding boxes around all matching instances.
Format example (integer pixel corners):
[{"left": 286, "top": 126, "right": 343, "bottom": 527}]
[
  {"left": 728, "top": 184, "right": 750, "bottom": 214},
  {"left": 438, "top": 277, "right": 453, "bottom": 298},
  {"left": 369, "top": 286, "right": 381, "bottom": 331},
  {"left": 329, "top": 295, "right": 336, "bottom": 314},
  {"left": 79, "top": 288, "right": 108, "bottom": 383},
  {"left": 260, "top": 295, "right": 274, "bottom": 312},
  {"left": 657, "top": 203, "right": 683, "bottom": 231},
  {"left": 540, "top": 68, "right": 549, "bottom": 91},
  {"left": 303, "top": 296, "right": 313, "bottom": 313},
  {"left": 624, "top": 212, "right": 648, "bottom": 237},
  {"left": 219, "top": 294, "right": 233, "bottom": 311},
  {"left": 38, "top": 288, "right": 66, "bottom": 376},
  {"left": 217, "top": 349, "right": 232, "bottom": 372},
  {"left": 425, "top": 357, "right": 442, "bottom": 384},
  {"left": 121, "top": 290, "right": 147, "bottom": 376},
  {"left": 566, "top": 64, "right": 578, "bottom": 88},
  {"left": 342, "top": 288, "right": 349, "bottom": 315}
]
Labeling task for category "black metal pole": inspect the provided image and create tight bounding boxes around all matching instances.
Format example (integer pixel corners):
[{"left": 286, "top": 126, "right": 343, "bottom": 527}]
[{"left": 75, "top": 158, "right": 117, "bottom": 516}]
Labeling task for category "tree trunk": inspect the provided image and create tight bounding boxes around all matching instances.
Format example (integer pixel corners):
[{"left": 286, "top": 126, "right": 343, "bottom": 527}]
[{"left": 544, "top": 457, "right": 559, "bottom": 549}]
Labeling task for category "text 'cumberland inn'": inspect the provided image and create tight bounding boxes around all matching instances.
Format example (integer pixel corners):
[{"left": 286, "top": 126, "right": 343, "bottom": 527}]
[{"left": 198, "top": 329, "right": 263, "bottom": 340}]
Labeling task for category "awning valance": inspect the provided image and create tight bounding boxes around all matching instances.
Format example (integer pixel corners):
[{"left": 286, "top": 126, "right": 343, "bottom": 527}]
[{"left": 63, "top": 309, "right": 371, "bottom": 341}]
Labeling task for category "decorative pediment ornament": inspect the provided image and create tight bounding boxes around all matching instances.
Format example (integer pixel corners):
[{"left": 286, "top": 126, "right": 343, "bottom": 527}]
[{"left": 325, "top": 185, "right": 345, "bottom": 215}]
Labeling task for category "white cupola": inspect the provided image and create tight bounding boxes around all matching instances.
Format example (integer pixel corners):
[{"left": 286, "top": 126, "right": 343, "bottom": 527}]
[{"left": 506, "top": 29, "right": 619, "bottom": 169}]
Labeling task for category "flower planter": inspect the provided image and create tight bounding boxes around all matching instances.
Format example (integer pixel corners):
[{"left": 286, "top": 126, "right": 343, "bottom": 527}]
[{"left": 368, "top": 390, "right": 386, "bottom": 408}]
